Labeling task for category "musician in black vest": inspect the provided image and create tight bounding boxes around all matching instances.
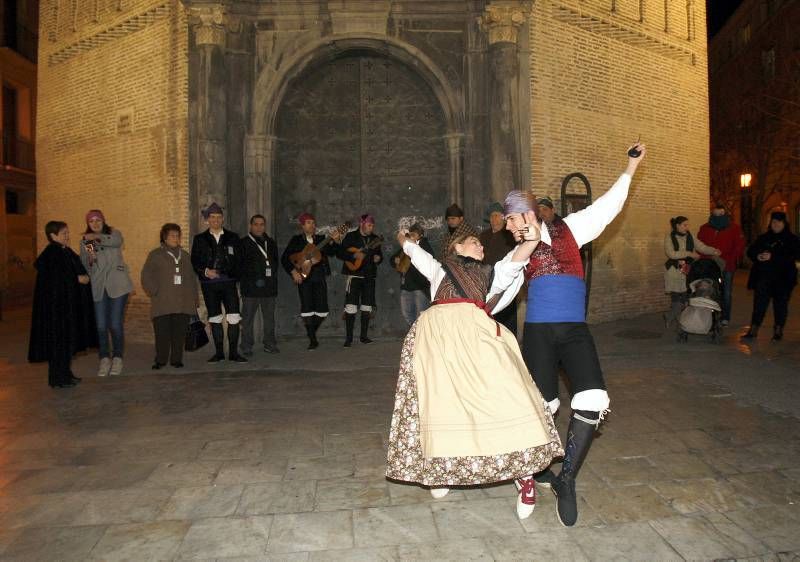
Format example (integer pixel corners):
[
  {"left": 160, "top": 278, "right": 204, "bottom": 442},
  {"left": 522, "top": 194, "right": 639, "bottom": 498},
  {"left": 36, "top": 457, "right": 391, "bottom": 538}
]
[
  {"left": 339, "top": 214, "right": 383, "bottom": 346},
  {"left": 190, "top": 202, "right": 247, "bottom": 363},
  {"left": 239, "top": 215, "right": 280, "bottom": 356},
  {"left": 280, "top": 213, "right": 343, "bottom": 350}
]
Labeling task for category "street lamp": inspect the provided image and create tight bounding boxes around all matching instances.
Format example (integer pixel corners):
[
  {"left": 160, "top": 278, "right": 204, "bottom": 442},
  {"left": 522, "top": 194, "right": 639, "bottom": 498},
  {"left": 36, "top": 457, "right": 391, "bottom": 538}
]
[{"left": 740, "top": 173, "right": 752, "bottom": 242}]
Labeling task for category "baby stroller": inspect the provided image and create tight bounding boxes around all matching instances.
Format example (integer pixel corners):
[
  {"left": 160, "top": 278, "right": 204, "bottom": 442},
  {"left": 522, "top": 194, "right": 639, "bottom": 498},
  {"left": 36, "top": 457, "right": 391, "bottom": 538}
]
[{"left": 678, "top": 258, "right": 723, "bottom": 343}]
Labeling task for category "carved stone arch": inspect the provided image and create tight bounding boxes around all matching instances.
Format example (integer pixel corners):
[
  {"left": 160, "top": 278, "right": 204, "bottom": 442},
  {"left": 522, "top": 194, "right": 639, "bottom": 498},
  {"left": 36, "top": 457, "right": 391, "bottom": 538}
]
[{"left": 243, "top": 34, "right": 465, "bottom": 227}]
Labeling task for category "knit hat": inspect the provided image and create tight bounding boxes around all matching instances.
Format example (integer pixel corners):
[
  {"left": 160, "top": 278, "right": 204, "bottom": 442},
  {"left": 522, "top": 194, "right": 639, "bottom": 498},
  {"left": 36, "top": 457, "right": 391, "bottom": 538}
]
[
  {"left": 202, "top": 202, "right": 224, "bottom": 219},
  {"left": 503, "top": 190, "right": 535, "bottom": 217},
  {"left": 298, "top": 212, "right": 315, "bottom": 225},
  {"left": 484, "top": 202, "right": 504, "bottom": 222},
  {"left": 445, "top": 204, "right": 464, "bottom": 218},
  {"left": 771, "top": 211, "right": 787, "bottom": 223},
  {"left": 85, "top": 210, "right": 106, "bottom": 224},
  {"left": 360, "top": 214, "right": 375, "bottom": 225},
  {"left": 537, "top": 197, "right": 554, "bottom": 209}
]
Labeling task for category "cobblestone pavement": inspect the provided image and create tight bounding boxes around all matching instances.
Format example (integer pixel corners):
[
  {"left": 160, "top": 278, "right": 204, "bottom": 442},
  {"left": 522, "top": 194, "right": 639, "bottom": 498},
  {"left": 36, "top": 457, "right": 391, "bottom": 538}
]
[{"left": 0, "top": 274, "right": 799, "bottom": 561}]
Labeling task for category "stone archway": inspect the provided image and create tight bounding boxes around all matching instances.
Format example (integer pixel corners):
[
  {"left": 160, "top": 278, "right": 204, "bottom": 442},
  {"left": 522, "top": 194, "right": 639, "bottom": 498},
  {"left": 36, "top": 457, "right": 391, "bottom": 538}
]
[{"left": 243, "top": 35, "right": 464, "bottom": 235}]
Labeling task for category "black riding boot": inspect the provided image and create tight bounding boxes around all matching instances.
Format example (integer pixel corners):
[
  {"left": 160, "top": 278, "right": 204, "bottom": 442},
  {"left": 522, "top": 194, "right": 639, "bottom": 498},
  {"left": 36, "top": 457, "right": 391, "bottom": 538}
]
[
  {"left": 208, "top": 323, "right": 225, "bottom": 362},
  {"left": 344, "top": 314, "right": 355, "bottom": 347},
  {"left": 304, "top": 317, "right": 318, "bottom": 350},
  {"left": 360, "top": 312, "right": 373, "bottom": 344},
  {"left": 553, "top": 409, "right": 599, "bottom": 527},
  {"left": 227, "top": 324, "right": 247, "bottom": 362}
]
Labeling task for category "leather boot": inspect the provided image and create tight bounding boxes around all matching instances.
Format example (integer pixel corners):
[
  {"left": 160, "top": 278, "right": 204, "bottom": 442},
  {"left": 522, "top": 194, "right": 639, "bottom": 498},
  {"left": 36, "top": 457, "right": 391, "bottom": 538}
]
[
  {"left": 742, "top": 324, "right": 759, "bottom": 339},
  {"left": 208, "top": 323, "right": 225, "bottom": 362},
  {"left": 344, "top": 314, "right": 355, "bottom": 347},
  {"left": 304, "top": 317, "right": 318, "bottom": 350},
  {"left": 772, "top": 325, "right": 784, "bottom": 341},
  {"left": 553, "top": 410, "right": 598, "bottom": 527},
  {"left": 227, "top": 324, "right": 247, "bottom": 362},
  {"left": 360, "top": 312, "right": 373, "bottom": 344}
]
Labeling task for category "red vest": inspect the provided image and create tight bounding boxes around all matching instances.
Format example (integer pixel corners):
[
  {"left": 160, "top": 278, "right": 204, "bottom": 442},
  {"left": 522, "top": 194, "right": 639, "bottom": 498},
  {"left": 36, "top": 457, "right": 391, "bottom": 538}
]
[{"left": 526, "top": 218, "right": 584, "bottom": 281}]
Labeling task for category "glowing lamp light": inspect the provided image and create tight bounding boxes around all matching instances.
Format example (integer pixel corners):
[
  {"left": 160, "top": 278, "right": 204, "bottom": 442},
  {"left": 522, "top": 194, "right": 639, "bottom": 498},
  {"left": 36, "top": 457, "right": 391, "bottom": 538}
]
[{"left": 740, "top": 173, "right": 752, "bottom": 188}]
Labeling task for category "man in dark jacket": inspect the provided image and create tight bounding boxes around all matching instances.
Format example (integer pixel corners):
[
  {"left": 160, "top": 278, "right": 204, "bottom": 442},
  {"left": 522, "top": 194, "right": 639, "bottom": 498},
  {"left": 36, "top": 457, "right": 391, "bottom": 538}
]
[
  {"left": 190, "top": 202, "right": 247, "bottom": 363},
  {"left": 339, "top": 214, "right": 383, "bottom": 346},
  {"left": 280, "top": 212, "right": 343, "bottom": 350},
  {"left": 392, "top": 222, "right": 433, "bottom": 326},
  {"left": 698, "top": 204, "right": 745, "bottom": 326},
  {"left": 239, "top": 214, "right": 280, "bottom": 356}
]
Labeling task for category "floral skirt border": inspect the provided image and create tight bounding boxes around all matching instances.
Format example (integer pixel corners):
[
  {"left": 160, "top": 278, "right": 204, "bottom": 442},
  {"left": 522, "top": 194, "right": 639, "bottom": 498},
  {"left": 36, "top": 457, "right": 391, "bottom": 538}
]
[{"left": 385, "top": 322, "right": 564, "bottom": 487}]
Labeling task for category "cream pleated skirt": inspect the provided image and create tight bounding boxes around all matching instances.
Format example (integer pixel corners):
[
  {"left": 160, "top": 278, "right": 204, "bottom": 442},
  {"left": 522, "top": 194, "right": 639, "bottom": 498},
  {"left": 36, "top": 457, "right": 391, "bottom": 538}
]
[{"left": 386, "top": 302, "right": 563, "bottom": 486}]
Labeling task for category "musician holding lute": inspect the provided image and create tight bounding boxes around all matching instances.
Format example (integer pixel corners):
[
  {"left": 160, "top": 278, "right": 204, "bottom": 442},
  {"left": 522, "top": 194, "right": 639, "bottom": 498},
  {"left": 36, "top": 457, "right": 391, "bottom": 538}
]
[
  {"left": 280, "top": 213, "right": 346, "bottom": 350},
  {"left": 392, "top": 222, "right": 433, "bottom": 327},
  {"left": 338, "top": 214, "right": 384, "bottom": 347}
]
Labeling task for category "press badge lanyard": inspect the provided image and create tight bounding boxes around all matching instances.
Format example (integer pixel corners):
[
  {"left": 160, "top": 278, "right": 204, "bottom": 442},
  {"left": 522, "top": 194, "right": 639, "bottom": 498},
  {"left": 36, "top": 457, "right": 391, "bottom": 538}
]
[
  {"left": 249, "top": 235, "right": 272, "bottom": 277},
  {"left": 166, "top": 249, "right": 182, "bottom": 285}
]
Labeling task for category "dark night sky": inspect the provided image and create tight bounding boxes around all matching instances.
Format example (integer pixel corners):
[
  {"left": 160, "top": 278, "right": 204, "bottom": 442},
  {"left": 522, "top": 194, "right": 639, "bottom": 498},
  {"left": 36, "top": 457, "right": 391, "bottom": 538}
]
[{"left": 707, "top": 0, "right": 745, "bottom": 38}]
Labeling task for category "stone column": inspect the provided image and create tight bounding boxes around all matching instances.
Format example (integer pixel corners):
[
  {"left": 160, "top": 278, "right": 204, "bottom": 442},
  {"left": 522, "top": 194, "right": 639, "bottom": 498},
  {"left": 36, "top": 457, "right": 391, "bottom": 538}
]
[
  {"left": 191, "top": 5, "right": 228, "bottom": 217},
  {"left": 444, "top": 133, "right": 464, "bottom": 206},
  {"left": 479, "top": 2, "right": 528, "bottom": 202},
  {"left": 244, "top": 134, "right": 277, "bottom": 233}
]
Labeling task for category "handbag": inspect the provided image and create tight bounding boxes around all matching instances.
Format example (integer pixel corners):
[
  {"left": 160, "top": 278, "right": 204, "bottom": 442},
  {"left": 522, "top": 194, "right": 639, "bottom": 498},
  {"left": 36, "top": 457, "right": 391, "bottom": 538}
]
[{"left": 185, "top": 316, "right": 209, "bottom": 351}]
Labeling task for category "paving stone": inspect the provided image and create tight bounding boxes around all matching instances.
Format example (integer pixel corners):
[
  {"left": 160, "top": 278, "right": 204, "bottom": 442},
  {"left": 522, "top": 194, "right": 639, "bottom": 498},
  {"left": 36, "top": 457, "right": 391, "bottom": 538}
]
[
  {"left": 308, "top": 546, "right": 399, "bottom": 561},
  {"left": 314, "top": 477, "right": 390, "bottom": 511},
  {"left": 570, "top": 522, "right": 682, "bottom": 561},
  {"left": 647, "top": 451, "right": 720, "bottom": 480},
  {"left": 199, "top": 438, "right": 265, "bottom": 460},
  {"left": 723, "top": 504, "right": 800, "bottom": 552},
  {"left": 88, "top": 520, "right": 191, "bottom": 561},
  {"left": 0, "top": 492, "right": 89, "bottom": 529},
  {"left": 431, "top": 497, "right": 525, "bottom": 540},
  {"left": 518, "top": 491, "right": 605, "bottom": 531},
  {"left": 72, "top": 488, "right": 175, "bottom": 526},
  {"left": 596, "top": 456, "right": 670, "bottom": 486},
  {"left": 324, "top": 432, "right": 385, "bottom": 456},
  {"left": 158, "top": 485, "right": 245, "bottom": 520},
  {"left": 141, "top": 461, "right": 222, "bottom": 488},
  {"left": 386, "top": 481, "right": 470, "bottom": 505},
  {"left": 267, "top": 511, "right": 353, "bottom": 553},
  {"left": 649, "top": 513, "right": 770, "bottom": 560},
  {"left": 352, "top": 504, "right": 438, "bottom": 548},
  {"left": 399, "top": 538, "right": 494, "bottom": 560},
  {"left": 485, "top": 530, "right": 588, "bottom": 561},
  {"left": 284, "top": 454, "right": 354, "bottom": 481},
  {"left": 727, "top": 471, "right": 800, "bottom": 506},
  {"left": 177, "top": 515, "right": 273, "bottom": 560},
  {"left": 581, "top": 484, "right": 676, "bottom": 523},
  {"left": 3, "top": 525, "right": 107, "bottom": 562},
  {"left": 237, "top": 481, "right": 317, "bottom": 515},
  {"left": 651, "top": 478, "right": 759, "bottom": 515},
  {"left": 215, "top": 458, "right": 289, "bottom": 485}
]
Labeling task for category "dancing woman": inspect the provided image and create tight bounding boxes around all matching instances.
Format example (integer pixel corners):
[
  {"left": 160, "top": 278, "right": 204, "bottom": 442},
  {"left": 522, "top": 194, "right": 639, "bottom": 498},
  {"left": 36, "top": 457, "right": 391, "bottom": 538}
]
[{"left": 386, "top": 209, "right": 563, "bottom": 520}]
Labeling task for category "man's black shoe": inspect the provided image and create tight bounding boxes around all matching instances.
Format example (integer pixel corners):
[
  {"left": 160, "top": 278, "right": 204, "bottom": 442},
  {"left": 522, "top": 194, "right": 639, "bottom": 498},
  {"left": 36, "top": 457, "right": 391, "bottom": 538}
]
[
  {"left": 207, "top": 353, "right": 225, "bottom": 363},
  {"left": 552, "top": 474, "right": 578, "bottom": 527},
  {"left": 229, "top": 353, "right": 248, "bottom": 363},
  {"left": 359, "top": 336, "right": 373, "bottom": 344}
]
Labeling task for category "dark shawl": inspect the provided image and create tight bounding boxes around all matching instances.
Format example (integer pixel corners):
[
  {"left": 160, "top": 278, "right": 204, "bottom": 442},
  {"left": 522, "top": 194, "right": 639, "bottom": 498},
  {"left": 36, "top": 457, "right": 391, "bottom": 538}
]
[
  {"left": 28, "top": 243, "right": 97, "bottom": 362},
  {"left": 746, "top": 228, "right": 800, "bottom": 291}
]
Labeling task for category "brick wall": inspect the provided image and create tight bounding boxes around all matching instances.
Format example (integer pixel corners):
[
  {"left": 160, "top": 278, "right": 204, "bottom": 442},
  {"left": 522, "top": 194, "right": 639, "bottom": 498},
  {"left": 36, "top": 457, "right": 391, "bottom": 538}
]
[
  {"left": 36, "top": 0, "right": 188, "bottom": 340},
  {"left": 528, "top": 0, "right": 710, "bottom": 322}
]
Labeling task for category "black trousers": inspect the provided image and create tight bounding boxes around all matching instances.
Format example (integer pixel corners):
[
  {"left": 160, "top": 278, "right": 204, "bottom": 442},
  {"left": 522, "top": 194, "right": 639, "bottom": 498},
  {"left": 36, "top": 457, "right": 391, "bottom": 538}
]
[
  {"left": 241, "top": 296, "right": 277, "bottom": 350},
  {"left": 751, "top": 280, "right": 793, "bottom": 327},
  {"left": 153, "top": 313, "right": 190, "bottom": 365},
  {"left": 48, "top": 349, "right": 72, "bottom": 387},
  {"left": 345, "top": 277, "right": 376, "bottom": 310},
  {"left": 494, "top": 298, "right": 517, "bottom": 336},
  {"left": 201, "top": 281, "right": 240, "bottom": 318},
  {"left": 521, "top": 322, "right": 606, "bottom": 403},
  {"left": 299, "top": 279, "right": 329, "bottom": 315}
]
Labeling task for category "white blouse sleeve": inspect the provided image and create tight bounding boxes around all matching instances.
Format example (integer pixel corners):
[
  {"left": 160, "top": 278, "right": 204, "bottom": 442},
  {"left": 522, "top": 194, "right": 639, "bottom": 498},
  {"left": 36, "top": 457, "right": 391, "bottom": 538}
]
[
  {"left": 403, "top": 240, "right": 446, "bottom": 299},
  {"left": 563, "top": 173, "right": 632, "bottom": 248},
  {"left": 487, "top": 248, "right": 528, "bottom": 314}
]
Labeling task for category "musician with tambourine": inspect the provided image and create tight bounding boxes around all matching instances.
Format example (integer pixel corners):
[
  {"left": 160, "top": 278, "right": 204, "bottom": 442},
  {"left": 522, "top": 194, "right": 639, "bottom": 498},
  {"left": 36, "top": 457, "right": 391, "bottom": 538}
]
[
  {"left": 280, "top": 212, "right": 345, "bottom": 350},
  {"left": 391, "top": 222, "right": 433, "bottom": 327},
  {"left": 338, "top": 214, "right": 384, "bottom": 347}
]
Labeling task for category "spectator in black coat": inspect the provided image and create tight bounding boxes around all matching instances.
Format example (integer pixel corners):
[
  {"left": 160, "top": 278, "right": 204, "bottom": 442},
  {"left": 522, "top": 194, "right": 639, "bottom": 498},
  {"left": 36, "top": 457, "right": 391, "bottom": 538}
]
[
  {"left": 28, "top": 221, "right": 97, "bottom": 388},
  {"left": 743, "top": 211, "right": 800, "bottom": 341}
]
